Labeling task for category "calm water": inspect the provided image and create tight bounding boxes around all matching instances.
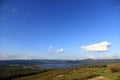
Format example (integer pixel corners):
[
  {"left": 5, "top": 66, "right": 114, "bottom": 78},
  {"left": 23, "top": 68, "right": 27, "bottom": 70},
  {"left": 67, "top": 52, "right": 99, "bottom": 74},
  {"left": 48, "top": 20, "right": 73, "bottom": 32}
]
[{"left": 39, "top": 64, "right": 80, "bottom": 68}]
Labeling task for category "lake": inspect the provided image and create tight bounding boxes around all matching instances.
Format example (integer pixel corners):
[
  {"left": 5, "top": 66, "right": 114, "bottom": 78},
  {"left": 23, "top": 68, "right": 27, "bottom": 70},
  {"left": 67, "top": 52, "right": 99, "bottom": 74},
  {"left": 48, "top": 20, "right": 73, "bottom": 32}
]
[{"left": 39, "top": 63, "right": 80, "bottom": 69}]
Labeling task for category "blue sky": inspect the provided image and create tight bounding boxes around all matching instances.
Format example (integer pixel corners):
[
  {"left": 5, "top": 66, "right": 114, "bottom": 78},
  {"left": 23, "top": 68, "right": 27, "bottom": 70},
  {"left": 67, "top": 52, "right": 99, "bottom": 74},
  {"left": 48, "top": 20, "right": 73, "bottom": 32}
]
[{"left": 0, "top": 0, "right": 120, "bottom": 60}]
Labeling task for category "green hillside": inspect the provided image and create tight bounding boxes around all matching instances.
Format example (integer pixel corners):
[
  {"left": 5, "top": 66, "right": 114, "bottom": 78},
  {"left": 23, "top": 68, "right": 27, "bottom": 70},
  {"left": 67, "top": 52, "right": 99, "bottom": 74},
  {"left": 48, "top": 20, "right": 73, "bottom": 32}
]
[
  {"left": 1, "top": 60, "right": 120, "bottom": 80},
  {"left": 14, "top": 63, "right": 120, "bottom": 80}
]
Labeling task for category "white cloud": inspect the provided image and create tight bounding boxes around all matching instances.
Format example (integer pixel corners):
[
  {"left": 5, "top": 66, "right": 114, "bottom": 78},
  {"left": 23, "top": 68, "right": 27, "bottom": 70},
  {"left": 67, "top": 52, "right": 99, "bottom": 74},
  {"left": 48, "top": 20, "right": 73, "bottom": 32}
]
[
  {"left": 48, "top": 46, "right": 53, "bottom": 52},
  {"left": 117, "top": 53, "right": 120, "bottom": 56},
  {"left": 81, "top": 41, "right": 111, "bottom": 52},
  {"left": 86, "top": 55, "right": 95, "bottom": 59},
  {"left": 0, "top": 54, "right": 31, "bottom": 60},
  {"left": 48, "top": 47, "right": 64, "bottom": 53},
  {"left": 113, "top": 52, "right": 120, "bottom": 58},
  {"left": 85, "top": 52, "right": 120, "bottom": 59},
  {"left": 85, "top": 54, "right": 114, "bottom": 59},
  {"left": 56, "top": 48, "right": 64, "bottom": 53}
]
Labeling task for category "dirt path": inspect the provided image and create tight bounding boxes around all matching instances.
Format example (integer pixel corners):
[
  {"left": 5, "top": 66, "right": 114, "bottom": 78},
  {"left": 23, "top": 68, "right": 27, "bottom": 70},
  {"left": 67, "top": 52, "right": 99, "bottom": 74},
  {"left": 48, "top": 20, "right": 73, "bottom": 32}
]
[{"left": 88, "top": 76, "right": 110, "bottom": 80}]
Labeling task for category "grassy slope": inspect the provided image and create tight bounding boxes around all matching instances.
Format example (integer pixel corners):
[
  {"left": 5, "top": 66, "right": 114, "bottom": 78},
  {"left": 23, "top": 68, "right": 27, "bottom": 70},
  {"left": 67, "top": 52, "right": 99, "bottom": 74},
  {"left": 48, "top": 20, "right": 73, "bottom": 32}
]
[
  {"left": 14, "top": 67, "right": 120, "bottom": 80},
  {"left": 13, "top": 63, "right": 120, "bottom": 80}
]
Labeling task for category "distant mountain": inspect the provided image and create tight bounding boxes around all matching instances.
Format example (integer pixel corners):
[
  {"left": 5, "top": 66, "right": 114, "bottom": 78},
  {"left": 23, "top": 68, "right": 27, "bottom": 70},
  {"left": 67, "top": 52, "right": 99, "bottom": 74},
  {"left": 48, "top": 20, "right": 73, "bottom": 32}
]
[{"left": 1, "top": 59, "right": 120, "bottom": 66}]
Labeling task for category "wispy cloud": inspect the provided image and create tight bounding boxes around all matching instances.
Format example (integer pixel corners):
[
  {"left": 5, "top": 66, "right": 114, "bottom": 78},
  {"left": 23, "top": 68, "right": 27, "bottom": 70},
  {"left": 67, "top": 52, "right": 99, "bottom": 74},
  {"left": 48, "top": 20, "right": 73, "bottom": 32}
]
[
  {"left": 0, "top": 54, "right": 31, "bottom": 60},
  {"left": 26, "top": 12, "right": 30, "bottom": 16},
  {"left": 86, "top": 54, "right": 112, "bottom": 59},
  {"left": 117, "top": 6, "right": 120, "bottom": 9},
  {"left": 85, "top": 52, "right": 120, "bottom": 59},
  {"left": 48, "top": 46, "right": 53, "bottom": 52},
  {"left": 12, "top": 8, "right": 17, "bottom": 12},
  {"left": 81, "top": 41, "right": 111, "bottom": 52}
]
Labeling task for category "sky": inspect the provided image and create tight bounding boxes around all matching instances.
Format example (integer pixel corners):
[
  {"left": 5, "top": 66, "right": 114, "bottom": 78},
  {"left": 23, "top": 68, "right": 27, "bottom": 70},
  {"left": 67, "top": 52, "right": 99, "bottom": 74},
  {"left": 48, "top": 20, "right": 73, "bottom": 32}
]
[{"left": 0, "top": 0, "right": 120, "bottom": 60}]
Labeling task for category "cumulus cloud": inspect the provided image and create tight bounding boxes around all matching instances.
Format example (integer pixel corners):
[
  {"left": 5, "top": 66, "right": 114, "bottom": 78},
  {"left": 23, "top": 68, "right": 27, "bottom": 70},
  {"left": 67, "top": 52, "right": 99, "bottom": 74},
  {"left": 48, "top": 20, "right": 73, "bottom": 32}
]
[
  {"left": 48, "top": 46, "right": 64, "bottom": 53},
  {"left": 56, "top": 48, "right": 64, "bottom": 53},
  {"left": 81, "top": 42, "right": 111, "bottom": 52}
]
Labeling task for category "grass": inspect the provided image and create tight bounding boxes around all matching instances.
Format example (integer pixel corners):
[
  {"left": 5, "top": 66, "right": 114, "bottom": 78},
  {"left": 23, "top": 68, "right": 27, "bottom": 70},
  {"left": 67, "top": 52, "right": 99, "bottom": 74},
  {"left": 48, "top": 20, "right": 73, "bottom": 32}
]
[
  {"left": 2, "top": 63, "right": 120, "bottom": 80},
  {"left": 108, "top": 63, "right": 120, "bottom": 73},
  {"left": 14, "top": 68, "right": 104, "bottom": 80}
]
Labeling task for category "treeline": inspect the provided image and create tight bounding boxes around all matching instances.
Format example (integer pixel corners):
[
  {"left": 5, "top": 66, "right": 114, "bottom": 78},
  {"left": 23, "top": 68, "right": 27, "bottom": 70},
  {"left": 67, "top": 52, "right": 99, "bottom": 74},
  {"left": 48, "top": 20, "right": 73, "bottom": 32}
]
[
  {"left": 1, "top": 59, "right": 120, "bottom": 65},
  {"left": 0, "top": 69, "right": 49, "bottom": 80},
  {"left": 0, "top": 64, "right": 51, "bottom": 80}
]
